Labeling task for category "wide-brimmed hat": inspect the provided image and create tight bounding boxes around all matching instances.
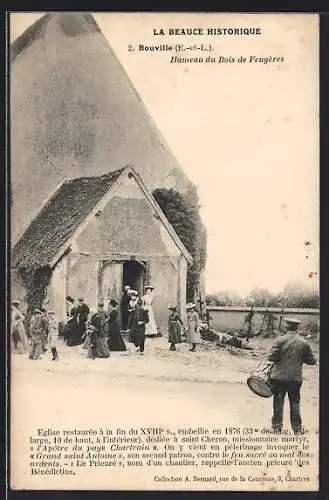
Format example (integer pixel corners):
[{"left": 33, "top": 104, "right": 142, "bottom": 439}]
[
  {"left": 48, "top": 310, "right": 55, "bottom": 315},
  {"left": 145, "top": 285, "right": 154, "bottom": 291},
  {"left": 34, "top": 309, "right": 42, "bottom": 314},
  {"left": 186, "top": 303, "right": 196, "bottom": 310},
  {"left": 12, "top": 300, "right": 20, "bottom": 306},
  {"left": 130, "top": 290, "right": 138, "bottom": 296},
  {"left": 168, "top": 304, "right": 177, "bottom": 310},
  {"left": 78, "top": 297, "right": 84, "bottom": 302},
  {"left": 123, "top": 285, "right": 130, "bottom": 291}
]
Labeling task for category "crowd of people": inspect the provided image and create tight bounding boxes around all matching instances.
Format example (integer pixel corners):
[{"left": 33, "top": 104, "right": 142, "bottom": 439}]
[{"left": 10, "top": 284, "right": 204, "bottom": 360}]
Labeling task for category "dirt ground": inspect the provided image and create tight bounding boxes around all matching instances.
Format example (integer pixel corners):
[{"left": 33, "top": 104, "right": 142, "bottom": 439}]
[{"left": 10, "top": 334, "right": 319, "bottom": 491}]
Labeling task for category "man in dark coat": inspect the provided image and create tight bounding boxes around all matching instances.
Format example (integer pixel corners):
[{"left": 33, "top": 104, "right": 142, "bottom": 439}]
[
  {"left": 77, "top": 297, "right": 90, "bottom": 334},
  {"left": 268, "top": 317, "right": 316, "bottom": 434},
  {"left": 128, "top": 298, "right": 149, "bottom": 355}
]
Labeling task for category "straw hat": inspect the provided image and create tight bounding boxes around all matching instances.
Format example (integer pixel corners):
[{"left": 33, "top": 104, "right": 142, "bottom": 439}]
[
  {"left": 130, "top": 290, "right": 138, "bottom": 296},
  {"left": 168, "top": 304, "right": 177, "bottom": 310},
  {"left": 186, "top": 303, "right": 196, "bottom": 310},
  {"left": 145, "top": 285, "right": 154, "bottom": 291}
]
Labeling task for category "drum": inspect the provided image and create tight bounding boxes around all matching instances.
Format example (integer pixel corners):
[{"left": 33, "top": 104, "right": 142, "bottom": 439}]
[{"left": 247, "top": 361, "right": 274, "bottom": 398}]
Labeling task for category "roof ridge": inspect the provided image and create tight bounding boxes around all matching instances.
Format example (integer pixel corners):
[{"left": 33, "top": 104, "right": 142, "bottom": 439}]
[
  {"left": 11, "top": 13, "right": 52, "bottom": 63},
  {"left": 62, "top": 165, "right": 129, "bottom": 184}
]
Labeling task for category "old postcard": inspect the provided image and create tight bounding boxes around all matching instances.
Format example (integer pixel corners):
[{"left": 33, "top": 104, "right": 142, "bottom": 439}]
[{"left": 9, "top": 12, "right": 319, "bottom": 491}]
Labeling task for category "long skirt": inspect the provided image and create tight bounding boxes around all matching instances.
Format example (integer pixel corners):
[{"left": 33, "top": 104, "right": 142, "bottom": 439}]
[
  {"left": 121, "top": 307, "right": 130, "bottom": 331},
  {"left": 144, "top": 306, "right": 159, "bottom": 337},
  {"left": 168, "top": 321, "right": 182, "bottom": 344},
  {"left": 65, "top": 320, "right": 83, "bottom": 346},
  {"left": 186, "top": 328, "right": 201, "bottom": 344},
  {"left": 95, "top": 336, "right": 111, "bottom": 358},
  {"left": 12, "top": 324, "right": 29, "bottom": 353},
  {"left": 108, "top": 333, "right": 127, "bottom": 351}
]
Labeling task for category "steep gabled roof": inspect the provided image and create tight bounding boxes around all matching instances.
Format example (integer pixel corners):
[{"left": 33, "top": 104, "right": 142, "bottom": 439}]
[
  {"left": 12, "top": 167, "right": 126, "bottom": 269},
  {"left": 11, "top": 13, "right": 101, "bottom": 63},
  {"left": 12, "top": 166, "right": 192, "bottom": 270},
  {"left": 11, "top": 13, "right": 190, "bottom": 242}
]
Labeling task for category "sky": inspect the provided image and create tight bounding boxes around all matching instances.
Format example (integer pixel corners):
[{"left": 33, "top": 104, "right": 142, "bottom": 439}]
[{"left": 10, "top": 13, "right": 319, "bottom": 296}]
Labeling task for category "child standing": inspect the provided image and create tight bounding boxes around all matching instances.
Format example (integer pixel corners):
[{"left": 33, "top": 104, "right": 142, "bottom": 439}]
[{"left": 48, "top": 311, "right": 59, "bottom": 360}]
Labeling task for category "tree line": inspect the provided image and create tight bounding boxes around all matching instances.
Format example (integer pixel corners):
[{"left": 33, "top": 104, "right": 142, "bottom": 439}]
[{"left": 206, "top": 281, "right": 319, "bottom": 309}]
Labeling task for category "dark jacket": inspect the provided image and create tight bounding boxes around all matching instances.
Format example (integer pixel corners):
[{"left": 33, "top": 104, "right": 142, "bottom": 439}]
[
  {"left": 128, "top": 308, "right": 149, "bottom": 332},
  {"left": 268, "top": 332, "right": 316, "bottom": 381},
  {"left": 91, "top": 311, "right": 109, "bottom": 337},
  {"left": 77, "top": 303, "right": 90, "bottom": 325}
]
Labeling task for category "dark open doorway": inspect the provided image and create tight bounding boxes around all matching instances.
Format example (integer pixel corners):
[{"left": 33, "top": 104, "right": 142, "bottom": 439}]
[{"left": 122, "top": 260, "right": 146, "bottom": 296}]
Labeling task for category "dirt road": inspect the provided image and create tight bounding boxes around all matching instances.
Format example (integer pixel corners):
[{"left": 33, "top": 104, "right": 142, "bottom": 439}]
[{"left": 10, "top": 336, "right": 319, "bottom": 491}]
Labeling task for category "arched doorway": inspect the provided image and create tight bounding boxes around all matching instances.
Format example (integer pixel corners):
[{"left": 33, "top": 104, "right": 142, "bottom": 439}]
[{"left": 122, "top": 260, "right": 146, "bottom": 296}]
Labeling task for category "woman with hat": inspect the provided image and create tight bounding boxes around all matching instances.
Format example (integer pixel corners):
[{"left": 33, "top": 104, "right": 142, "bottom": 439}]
[
  {"left": 168, "top": 305, "right": 184, "bottom": 351},
  {"left": 90, "top": 302, "right": 110, "bottom": 358},
  {"left": 142, "top": 285, "right": 158, "bottom": 337},
  {"left": 64, "top": 304, "right": 83, "bottom": 347},
  {"left": 107, "top": 299, "right": 127, "bottom": 352},
  {"left": 11, "top": 300, "right": 29, "bottom": 353},
  {"left": 129, "top": 290, "right": 139, "bottom": 312},
  {"left": 186, "top": 303, "right": 201, "bottom": 352}
]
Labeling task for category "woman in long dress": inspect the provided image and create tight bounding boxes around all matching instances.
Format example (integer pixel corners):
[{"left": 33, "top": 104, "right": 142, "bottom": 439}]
[
  {"left": 82, "top": 308, "right": 96, "bottom": 349},
  {"left": 11, "top": 301, "right": 29, "bottom": 353},
  {"left": 186, "top": 303, "right": 201, "bottom": 352},
  {"left": 142, "top": 286, "right": 158, "bottom": 337},
  {"left": 107, "top": 299, "right": 127, "bottom": 351},
  {"left": 65, "top": 306, "right": 83, "bottom": 346},
  {"left": 168, "top": 305, "right": 184, "bottom": 351},
  {"left": 90, "top": 302, "right": 110, "bottom": 358}
]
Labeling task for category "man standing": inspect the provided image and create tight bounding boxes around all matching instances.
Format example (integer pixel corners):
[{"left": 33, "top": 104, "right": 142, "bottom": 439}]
[
  {"left": 268, "top": 317, "right": 316, "bottom": 434},
  {"left": 128, "top": 298, "right": 149, "bottom": 355},
  {"left": 48, "top": 311, "right": 59, "bottom": 361},
  {"left": 29, "top": 309, "right": 43, "bottom": 360},
  {"left": 77, "top": 297, "right": 90, "bottom": 335}
]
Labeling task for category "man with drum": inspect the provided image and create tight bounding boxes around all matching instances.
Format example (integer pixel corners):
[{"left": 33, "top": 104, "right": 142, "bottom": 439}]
[{"left": 267, "top": 317, "right": 316, "bottom": 434}]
